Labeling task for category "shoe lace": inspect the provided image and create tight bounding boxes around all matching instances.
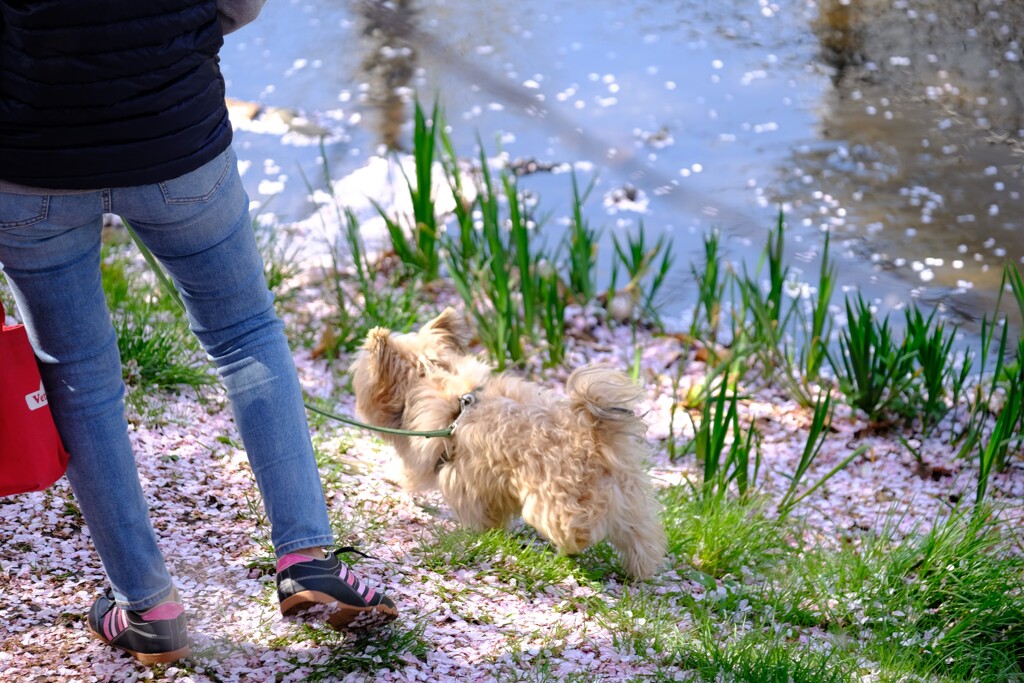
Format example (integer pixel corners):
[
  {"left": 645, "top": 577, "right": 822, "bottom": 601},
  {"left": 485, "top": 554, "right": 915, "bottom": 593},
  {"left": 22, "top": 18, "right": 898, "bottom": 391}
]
[{"left": 332, "top": 546, "right": 382, "bottom": 563}]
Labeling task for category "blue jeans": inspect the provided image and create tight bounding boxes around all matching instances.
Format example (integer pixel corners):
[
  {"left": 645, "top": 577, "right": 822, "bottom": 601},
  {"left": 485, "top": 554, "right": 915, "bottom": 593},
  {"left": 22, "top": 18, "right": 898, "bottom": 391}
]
[{"left": 0, "top": 148, "right": 334, "bottom": 611}]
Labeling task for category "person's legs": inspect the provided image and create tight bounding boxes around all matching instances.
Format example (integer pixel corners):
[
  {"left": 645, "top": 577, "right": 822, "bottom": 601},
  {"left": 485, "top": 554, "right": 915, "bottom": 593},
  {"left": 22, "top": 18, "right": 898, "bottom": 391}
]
[
  {"left": 1, "top": 149, "right": 392, "bottom": 643},
  {"left": 0, "top": 191, "right": 175, "bottom": 612},
  {"left": 111, "top": 148, "right": 335, "bottom": 557}
]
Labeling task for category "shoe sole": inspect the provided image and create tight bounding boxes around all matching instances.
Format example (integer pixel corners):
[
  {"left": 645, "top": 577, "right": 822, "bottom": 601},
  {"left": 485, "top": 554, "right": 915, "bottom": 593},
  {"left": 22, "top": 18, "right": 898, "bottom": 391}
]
[
  {"left": 280, "top": 590, "right": 399, "bottom": 630},
  {"left": 87, "top": 627, "right": 190, "bottom": 665}
]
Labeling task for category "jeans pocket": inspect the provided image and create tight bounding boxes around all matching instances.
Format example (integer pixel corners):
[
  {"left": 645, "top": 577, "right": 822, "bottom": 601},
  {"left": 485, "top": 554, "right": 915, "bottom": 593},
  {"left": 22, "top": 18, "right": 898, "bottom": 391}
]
[
  {"left": 0, "top": 194, "right": 50, "bottom": 232},
  {"left": 158, "top": 149, "right": 232, "bottom": 205}
]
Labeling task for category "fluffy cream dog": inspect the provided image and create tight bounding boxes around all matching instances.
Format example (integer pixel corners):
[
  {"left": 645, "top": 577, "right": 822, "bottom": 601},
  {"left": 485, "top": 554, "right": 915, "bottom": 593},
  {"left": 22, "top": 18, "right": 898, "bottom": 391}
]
[{"left": 350, "top": 308, "right": 666, "bottom": 579}]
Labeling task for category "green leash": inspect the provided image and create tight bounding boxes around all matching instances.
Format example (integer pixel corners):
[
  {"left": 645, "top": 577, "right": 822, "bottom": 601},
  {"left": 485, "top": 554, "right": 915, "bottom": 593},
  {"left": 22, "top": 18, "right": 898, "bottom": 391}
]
[
  {"left": 304, "top": 402, "right": 454, "bottom": 439},
  {"left": 122, "top": 219, "right": 456, "bottom": 440}
]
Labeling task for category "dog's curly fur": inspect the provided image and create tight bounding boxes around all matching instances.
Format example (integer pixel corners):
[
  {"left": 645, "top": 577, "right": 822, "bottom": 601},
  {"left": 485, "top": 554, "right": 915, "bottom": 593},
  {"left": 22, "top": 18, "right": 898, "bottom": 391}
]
[{"left": 350, "top": 307, "right": 667, "bottom": 579}]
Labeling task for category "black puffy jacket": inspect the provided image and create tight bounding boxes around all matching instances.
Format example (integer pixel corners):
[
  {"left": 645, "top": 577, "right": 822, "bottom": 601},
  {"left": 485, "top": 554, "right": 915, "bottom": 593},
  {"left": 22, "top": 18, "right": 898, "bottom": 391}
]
[{"left": 0, "top": 0, "right": 232, "bottom": 189}]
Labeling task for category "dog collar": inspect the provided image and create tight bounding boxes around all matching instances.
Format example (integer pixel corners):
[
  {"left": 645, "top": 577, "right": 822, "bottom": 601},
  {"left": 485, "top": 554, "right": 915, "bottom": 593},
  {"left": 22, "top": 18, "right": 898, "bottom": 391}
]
[{"left": 436, "top": 391, "right": 479, "bottom": 471}]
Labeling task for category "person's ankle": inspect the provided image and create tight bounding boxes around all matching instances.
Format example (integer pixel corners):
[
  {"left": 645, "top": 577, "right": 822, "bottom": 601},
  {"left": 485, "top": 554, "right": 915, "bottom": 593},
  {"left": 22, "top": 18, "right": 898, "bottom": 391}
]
[
  {"left": 133, "top": 588, "right": 184, "bottom": 620},
  {"left": 295, "top": 547, "right": 326, "bottom": 560},
  {"left": 277, "top": 548, "right": 328, "bottom": 573}
]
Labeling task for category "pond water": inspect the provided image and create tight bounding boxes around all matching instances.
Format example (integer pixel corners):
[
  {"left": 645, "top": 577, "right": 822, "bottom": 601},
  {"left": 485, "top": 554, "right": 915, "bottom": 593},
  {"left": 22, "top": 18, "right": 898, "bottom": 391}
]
[{"left": 220, "top": 0, "right": 1024, "bottom": 333}]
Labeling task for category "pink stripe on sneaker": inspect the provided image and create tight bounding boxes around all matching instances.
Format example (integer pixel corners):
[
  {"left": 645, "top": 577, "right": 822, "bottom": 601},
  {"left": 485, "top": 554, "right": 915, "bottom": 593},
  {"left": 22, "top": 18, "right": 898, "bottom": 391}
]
[
  {"left": 141, "top": 601, "right": 184, "bottom": 621},
  {"left": 277, "top": 553, "right": 318, "bottom": 572},
  {"left": 103, "top": 611, "right": 118, "bottom": 641}
]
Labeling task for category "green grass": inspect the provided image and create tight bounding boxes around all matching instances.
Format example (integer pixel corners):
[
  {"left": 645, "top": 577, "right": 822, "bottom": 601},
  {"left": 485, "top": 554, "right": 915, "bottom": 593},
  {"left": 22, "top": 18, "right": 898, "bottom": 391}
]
[
  {"left": 661, "top": 486, "right": 789, "bottom": 580},
  {"left": 85, "top": 111, "right": 1024, "bottom": 682},
  {"left": 394, "top": 493, "right": 907, "bottom": 681},
  {"left": 489, "top": 657, "right": 596, "bottom": 683},
  {"left": 0, "top": 279, "right": 16, "bottom": 320},
  {"left": 595, "top": 584, "right": 686, "bottom": 660},
  {"left": 652, "top": 494, "right": 1023, "bottom": 681},
  {"left": 414, "top": 525, "right": 590, "bottom": 592},
  {"left": 281, "top": 621, "right": 430, "bottom": 680},
  {"left": 490, "top": 489, "right": 1024, "bottom": 682},
  {"left": 114, "top": 305, "right": 214, "bottom": 391},
  {"left": 100, "top": 239, "right": 215, "bottom": 398},
  {"left": 757, "top": 508, "right": 1024, "bottom": 682},
  {"left": 667, "top": 617, "right": 854, "bottom": 683}
]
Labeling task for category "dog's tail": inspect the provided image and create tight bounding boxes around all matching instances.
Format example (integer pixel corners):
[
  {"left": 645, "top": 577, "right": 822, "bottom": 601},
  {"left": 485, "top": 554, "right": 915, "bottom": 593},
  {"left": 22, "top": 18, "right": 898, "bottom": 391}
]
[{"left": 565, "top": 365, "right": 647, "bottom": 441}]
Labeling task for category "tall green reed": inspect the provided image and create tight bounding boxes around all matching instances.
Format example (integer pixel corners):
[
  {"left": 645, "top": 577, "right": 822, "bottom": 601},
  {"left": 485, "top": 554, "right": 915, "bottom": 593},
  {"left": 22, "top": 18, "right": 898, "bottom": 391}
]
[
  {"left": 609, "top": 223, "right": 674, "bottom": 330},
  {"left": 444, "top": 144, "right": 530, "bottom": 368},
  {"left": 953, "top": 314, "right": 1007, "bottom": 459},
  {"left": 374, "top": 100, "right": 443, "bottom": 281},
  {"left": 690, "top": 229, "right": 725, "bottom": 344},
  {"left": 665, "top": 366, "right": 688, "bottom": 462},
  {"left": 733, "top": 214, "right": 819, "bottom": 406},
  {"left": 975, "top": 336, "right": 1024, "bottom": 506},
  {"left": 828, "top": 295, "right": 917, "bottom": 421},
  {"left": 949, "top": 265, "right": 1024, "bottom": 509},
  {"left": 732, "top": 210, "right": 791, "bottom": 349},
  {"left": 440, "top": 134, "right": 576, "bottom": 369},
  {"left": 903, "top": 305, "right": 959, "bottom": 431},
  {"left": 776, "top": 391, "right": 867, "bottom": 520},
  {"left": 538, "top": 263, "right": 567, "bottom": 367},
  {"left": 563, "top": 172, "right": 600, "bottom": 306},
  {"left": 798, "top": 230, "right": 836, "bottom": 382},
  {"left": 299, "top": 149, "right": 421, "bottom": 357},
  {"left": 687, "top": 368, "right": 762, "bottom": 501},
  {"left": 328, "top": 208, "right": 420, "bottom": 355}
]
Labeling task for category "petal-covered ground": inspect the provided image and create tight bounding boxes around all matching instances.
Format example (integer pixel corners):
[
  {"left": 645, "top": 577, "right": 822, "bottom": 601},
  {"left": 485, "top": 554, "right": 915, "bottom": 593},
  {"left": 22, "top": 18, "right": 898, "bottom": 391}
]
[{"left": 2, "top": 290, "right": 1022, "bottom": 683}]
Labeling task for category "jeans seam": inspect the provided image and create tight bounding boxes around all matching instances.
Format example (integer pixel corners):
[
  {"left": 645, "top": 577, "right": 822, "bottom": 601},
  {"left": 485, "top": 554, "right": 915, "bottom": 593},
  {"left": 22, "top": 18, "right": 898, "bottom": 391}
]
[
  {"left": 120, "top": 583, "right": 177, "bottom": 612},
  {"left": 158, "top": 151, "right": 231, "bottom": 204},
  {"left": 275, "top": 536, "right": 337, "bottom": 559},
  {"left": 0, "top": 194, "right": 49, "bottom": 230}
]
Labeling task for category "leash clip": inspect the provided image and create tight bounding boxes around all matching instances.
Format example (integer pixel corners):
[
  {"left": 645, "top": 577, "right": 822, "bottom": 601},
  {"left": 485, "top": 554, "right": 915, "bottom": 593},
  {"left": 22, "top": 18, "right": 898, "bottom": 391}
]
[
  {"left": 447, "top": 392, "right": 477, "bottom": 435},
  {"left": 438, "top": 392, "right": 479, "bottom": 471}
]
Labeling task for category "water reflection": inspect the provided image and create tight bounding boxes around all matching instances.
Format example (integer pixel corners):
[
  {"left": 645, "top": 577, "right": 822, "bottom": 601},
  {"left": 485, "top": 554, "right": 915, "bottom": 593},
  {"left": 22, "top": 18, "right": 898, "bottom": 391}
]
[
  {"left": 783, "top": 0, "right": 1024, "bottom": 325},
  {"left": 220, "top": 0, "right": 1024, "bottom": 331},
  {"left": 813, "top": 0, "right": 865, "bottom": 85},
  {"left": 357, "top": 0, "right": 418, "bottom": 150}
]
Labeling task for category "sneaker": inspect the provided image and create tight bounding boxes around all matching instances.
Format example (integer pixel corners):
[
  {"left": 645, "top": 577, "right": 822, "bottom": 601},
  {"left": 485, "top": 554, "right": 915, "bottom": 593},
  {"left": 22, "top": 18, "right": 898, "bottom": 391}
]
[
  {"left": 86, "top": 588, "right": 189, "bottom": 665},
  {"left": 277, "top": 548, "right": 398, "bottom": 630}
]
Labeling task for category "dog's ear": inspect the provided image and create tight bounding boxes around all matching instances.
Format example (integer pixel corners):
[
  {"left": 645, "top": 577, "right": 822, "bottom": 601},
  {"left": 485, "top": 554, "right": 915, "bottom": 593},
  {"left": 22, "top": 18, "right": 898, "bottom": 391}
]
[
  {"left": 423, "top": 307, "right": 471, "bottom": 352},
  {"left": 353, "top": 327, "right": 411, "bottom": 428},
  {"left": 362, "top": 327, "right": 405, "bottom": 389}
]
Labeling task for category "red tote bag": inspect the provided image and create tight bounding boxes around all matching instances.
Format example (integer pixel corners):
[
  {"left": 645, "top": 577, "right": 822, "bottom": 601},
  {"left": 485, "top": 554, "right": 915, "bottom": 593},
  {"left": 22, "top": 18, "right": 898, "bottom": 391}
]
[{"left": 0, "top": 300, "right": 69, "bottom": 496}]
